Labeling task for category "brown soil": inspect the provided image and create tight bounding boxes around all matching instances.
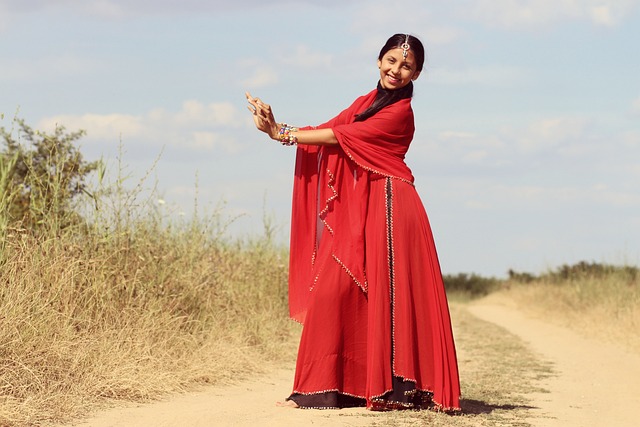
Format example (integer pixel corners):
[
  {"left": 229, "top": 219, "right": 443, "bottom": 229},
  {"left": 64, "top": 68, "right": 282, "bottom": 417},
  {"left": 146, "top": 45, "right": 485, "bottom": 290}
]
[{"left": 63, "top": 295, "right": 640, "bottom": 427}]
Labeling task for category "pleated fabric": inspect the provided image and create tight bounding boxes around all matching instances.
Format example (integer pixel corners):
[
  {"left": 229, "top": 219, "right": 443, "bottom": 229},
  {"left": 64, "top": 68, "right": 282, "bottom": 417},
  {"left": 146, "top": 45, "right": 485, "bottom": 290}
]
[{"left": 287, "top": 88, "right": 460, "bottom": 411}]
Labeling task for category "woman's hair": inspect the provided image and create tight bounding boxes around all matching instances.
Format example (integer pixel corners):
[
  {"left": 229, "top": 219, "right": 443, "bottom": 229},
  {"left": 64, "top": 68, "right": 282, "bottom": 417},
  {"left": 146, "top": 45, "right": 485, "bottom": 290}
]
[{"left": 355, "top": 34, "right": 425, "bottom": 122}]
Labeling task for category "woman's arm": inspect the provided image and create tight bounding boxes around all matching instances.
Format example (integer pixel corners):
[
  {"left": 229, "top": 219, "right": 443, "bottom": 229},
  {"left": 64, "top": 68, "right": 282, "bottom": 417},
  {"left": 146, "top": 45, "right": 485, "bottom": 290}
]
[
  {"left": 246, "top": 92, "right": 338, "bottom": 146},
  {"left": 285, "top": 127, "right": 338, "bottom": 146}
]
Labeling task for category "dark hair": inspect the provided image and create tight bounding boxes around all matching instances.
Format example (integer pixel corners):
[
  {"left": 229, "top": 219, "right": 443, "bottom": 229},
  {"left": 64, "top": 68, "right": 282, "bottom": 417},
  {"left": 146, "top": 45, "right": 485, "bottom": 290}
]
[{"left": 355, "top": 34, "right": 425, "bottom": 122}]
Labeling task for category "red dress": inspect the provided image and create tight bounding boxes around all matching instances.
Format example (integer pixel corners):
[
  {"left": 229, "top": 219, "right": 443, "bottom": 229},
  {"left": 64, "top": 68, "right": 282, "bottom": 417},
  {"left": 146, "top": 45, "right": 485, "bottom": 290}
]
[{"left": 286, "top": 88, "right": 461, "bottom": 411}]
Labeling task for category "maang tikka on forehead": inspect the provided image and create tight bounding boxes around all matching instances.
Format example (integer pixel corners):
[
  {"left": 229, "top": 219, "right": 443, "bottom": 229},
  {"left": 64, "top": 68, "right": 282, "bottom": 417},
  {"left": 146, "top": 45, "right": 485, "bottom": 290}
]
[{"left": 401, "top": 34, "right": 411, "bottom": 59}]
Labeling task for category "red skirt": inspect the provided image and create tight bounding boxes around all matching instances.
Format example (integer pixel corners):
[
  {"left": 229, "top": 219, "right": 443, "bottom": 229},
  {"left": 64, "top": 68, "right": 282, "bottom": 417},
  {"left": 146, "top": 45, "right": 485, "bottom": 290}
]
[{"left": 288, "top": 176, "right": 460, "bottom": 411}]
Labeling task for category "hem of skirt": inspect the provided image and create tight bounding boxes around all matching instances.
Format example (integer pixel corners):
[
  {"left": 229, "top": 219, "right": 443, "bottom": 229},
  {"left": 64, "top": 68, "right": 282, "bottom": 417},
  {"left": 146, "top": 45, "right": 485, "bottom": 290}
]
[
  {"left": 287, "top": 389, "right": 461, "bottom": 413},
  {"left": 368, "top": 377, "right": 461, "bottom": 413},
  {"left": 288, "top": 390, "right": 367, "bottom": 409},
  {"left": 369, "top": 395, "right": 462, "bottom": 413}
]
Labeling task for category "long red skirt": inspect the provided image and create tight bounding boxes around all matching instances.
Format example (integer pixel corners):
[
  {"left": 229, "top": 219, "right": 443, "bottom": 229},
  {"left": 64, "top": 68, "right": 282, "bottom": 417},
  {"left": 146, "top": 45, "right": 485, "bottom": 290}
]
[{"left": 288, "top": 176, "right": 461, "bottom": 411}]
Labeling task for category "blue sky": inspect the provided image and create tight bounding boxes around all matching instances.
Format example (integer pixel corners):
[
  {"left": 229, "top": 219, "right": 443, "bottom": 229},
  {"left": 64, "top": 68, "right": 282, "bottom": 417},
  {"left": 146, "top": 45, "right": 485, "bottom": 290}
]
[{"left": 2, "top": 0, "right": 639, "bottom": 277}]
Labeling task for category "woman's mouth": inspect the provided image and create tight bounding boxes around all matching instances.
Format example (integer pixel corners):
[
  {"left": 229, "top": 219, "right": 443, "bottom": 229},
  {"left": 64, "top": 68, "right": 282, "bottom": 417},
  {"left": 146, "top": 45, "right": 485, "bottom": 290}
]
[{"left": 386, "top": 75, "right": 400, "bottom": 84}]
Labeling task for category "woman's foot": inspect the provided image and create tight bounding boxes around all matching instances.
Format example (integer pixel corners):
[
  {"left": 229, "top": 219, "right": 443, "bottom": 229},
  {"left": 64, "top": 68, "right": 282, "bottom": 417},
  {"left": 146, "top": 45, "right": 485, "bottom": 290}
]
[{"left": 276, "top": 399, "right": 299, "bottom": 408}]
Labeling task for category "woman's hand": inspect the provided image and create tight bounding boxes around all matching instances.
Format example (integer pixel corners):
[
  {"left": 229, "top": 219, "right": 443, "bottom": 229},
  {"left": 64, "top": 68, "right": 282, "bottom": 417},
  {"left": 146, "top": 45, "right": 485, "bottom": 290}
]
[{"left": 246, "top": 92, "right": 278, "bottom": 139}]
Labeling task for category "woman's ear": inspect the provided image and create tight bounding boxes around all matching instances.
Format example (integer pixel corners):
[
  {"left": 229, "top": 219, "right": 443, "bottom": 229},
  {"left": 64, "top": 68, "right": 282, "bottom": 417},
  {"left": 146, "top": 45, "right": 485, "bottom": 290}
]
[{"left": 412, "top": 70, "right": 421, "bottom": 81}]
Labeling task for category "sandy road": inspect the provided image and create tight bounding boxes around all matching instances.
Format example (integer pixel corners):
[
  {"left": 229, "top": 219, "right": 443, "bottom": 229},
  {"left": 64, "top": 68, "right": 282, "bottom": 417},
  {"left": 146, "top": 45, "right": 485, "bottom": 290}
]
[
  {"left": 468, "top": 300, "right": 640, "bottom": 427},
  {"left": 68, "top": 368, "right": 370, "bottom": 427},
  {"left": 67, "top": 298, "right": 640, "bottom": 427}
]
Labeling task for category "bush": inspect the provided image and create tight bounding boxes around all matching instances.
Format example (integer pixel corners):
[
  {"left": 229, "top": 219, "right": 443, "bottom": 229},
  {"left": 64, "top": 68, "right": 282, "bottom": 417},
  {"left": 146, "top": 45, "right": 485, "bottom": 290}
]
[
  {"left": 507, "top": 261, "right": 639, "bottom": 285},
  {"left": 443, "top": 272, "right": 500, "bottom": 298},
  {"left": 0, "top": 118, "right": 99, "bottom": 230},
  {"left": 543, "top": 261, "right": 639, "bottom": 283}
]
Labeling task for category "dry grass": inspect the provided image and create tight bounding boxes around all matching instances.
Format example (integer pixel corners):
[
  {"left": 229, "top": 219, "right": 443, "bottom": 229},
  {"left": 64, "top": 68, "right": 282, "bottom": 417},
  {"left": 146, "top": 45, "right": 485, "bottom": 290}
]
[
  {"left": 0, "top": 129, "right": 300, "bottom": 426},
  {"left": 0, "top": 123, "right": 302, "bottom": 426},
  {"left": 500, "top": 271, "right": 640, "bottom": 354},
  {"left": 0, "top": 209, "right": 296, "bottom": 426}
]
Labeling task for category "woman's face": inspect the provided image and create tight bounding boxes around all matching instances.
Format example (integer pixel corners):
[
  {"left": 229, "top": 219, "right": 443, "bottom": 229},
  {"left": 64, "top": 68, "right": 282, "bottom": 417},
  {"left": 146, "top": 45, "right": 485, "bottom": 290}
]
[{"left": 377, "top": 48, "right": 421, "bottom": 90}]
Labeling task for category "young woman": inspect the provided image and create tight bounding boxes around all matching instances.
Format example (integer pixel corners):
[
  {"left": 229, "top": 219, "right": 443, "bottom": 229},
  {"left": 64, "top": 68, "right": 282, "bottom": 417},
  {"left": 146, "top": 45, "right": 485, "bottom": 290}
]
[{"left": 246, "top": 34, "right": 461, "bottom": 412}]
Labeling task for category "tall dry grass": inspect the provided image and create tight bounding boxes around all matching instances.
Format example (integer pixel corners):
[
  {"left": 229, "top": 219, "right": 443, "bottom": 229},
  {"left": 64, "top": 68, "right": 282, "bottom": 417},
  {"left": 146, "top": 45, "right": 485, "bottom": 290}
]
[
  {"left": 502, "top": 263, "right": 640, "bottom": 353},
  {"left": 0, "top": 154, "right": 297, "bottom": 426}
]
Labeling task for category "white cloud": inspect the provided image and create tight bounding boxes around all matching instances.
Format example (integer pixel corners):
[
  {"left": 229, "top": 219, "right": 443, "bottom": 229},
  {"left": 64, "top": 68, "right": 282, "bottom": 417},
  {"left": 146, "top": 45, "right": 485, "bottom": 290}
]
[
  {"left": 459, "top": 181, "right": 640, "bottom": 211},
  {"left": 37, "top": 100, "right": 244, "bottom": 153},
  {"left": 439, "top": 131, "right": 478, "bottom": 140},
  {"left": 173, "top": 100, "right": 241, "bottom": 127},
  {"left": 188, "top": 131, "right": 230, "bottom": 151},
  {"left": 591, "top": 186, "right": 640, "bottom": 207},
  {"left": 239, "top": 61, "right": 278, "bottom": 89},
  {"left": 462, "top": 150, "right": 489, "bottom": 163},
  {"left": 280, "top": 45, "right": 333, "bottom": 69},
  {"left": 622, "top": 130, "right": 640, "bottom": 148},
  {"left": 427, "top": 64, "right": 530, "bottom": 87},
  {"left": 0, "top": 0, "right": 364, "bottom": 20},
  {"left": 590, "top": 5, "right": 615, "bottom": 26},
  {"left": 462, "top": 0, "right": 639, "bottom": 29},
  {"left": 0, "top": 0, "right": 240, "bottom": 17},
  {"left": 516, "top": 117, "right": 592, "bottom": 152},
  {"left": 413, "top": 114, "right": 634, "bottom": 181},
  {"left": 0, "top": 55, "right": 98, "bottom": 81},
  {"left": 81, "top": 0, "right": 125, "bottom": 19},
  {"left": 350, "top": 0, "right": 452, "bottom": 48},
  {"left": 0, "top": 3, "right": 8, "bottom": 32},
  {"left": 423, "top": 26, "right": 465, "bottom": 46},
  {"left": 38, "top": 113, "right": 144, "bottom": 140},
  {"left": 632, "top": 96, "right": 640, "bottom": 115},
  {"left": 433, "top": 131, "right": 504, "bottom": 165}
]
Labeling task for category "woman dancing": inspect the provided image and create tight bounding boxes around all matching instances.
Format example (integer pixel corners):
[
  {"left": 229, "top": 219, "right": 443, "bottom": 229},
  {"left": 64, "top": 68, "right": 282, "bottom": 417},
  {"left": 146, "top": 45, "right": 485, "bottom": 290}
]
[{"left": 246, "top": 33, "right": 461, "bottom": 412}]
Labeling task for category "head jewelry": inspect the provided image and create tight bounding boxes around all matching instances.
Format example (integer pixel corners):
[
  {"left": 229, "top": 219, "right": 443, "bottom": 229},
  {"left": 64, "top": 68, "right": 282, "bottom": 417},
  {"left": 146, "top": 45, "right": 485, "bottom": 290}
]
[{"left": 401, "top": 34, "right": 411, "bottom": 59}]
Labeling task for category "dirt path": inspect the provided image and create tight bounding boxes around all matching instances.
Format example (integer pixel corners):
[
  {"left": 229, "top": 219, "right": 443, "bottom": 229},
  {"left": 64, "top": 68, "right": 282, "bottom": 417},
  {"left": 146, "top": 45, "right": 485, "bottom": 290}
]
[
  {"left": 468, "top": 297, "right": 640, "bottom": 427},
  {"left": 67, "top": 368, "right": 371, "bottom": 427},
  {"left": 66, "top": 297, "right": 640, "bottom": 427}
]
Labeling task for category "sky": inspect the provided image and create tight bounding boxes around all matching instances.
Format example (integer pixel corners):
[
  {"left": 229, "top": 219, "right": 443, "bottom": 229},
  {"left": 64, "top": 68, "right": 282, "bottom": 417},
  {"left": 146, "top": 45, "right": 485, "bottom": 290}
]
[{"left": 1, "top": 0, "right": 639, "bottom": 277}]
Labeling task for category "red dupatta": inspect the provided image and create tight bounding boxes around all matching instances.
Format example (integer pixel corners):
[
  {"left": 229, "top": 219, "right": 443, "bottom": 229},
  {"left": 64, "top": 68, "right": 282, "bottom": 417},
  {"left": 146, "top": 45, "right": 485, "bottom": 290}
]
[{"left": 288, "top": 89, "right": 416, "bottom": 323}]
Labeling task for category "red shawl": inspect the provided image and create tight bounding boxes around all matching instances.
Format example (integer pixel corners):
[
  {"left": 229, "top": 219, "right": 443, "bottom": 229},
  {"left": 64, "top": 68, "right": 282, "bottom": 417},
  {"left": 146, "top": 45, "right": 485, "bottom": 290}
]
[{"left": 288, "top": 89, "right": 416, "bottom": 323}]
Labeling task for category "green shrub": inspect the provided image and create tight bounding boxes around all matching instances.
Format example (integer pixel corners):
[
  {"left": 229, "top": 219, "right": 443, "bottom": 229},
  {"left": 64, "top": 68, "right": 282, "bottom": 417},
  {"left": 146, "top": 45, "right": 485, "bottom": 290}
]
[
  {"left": 0, "top": 118, "right": 99, "bottom": 230},
  {"left": 543, "top": 261, "right": 638, "bottom": 283},
  {"left": 443, "top": 273, "right": 500, "bottom": 298},
  {"left": 507, "top": 261, "right": 639, "bottom": 285}
]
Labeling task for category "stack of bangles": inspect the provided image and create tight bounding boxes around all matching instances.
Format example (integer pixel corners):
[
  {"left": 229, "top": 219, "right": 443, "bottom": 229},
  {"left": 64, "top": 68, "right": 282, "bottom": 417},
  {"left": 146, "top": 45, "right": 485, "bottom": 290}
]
[{"left": 277, "top": 123, "right": 298, "bottom": 146}]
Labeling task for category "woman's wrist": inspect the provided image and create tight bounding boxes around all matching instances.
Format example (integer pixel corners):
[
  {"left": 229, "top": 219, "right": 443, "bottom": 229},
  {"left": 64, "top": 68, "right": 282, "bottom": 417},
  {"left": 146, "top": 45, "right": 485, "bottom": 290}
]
[
  {"left": 270, "top": 123, "right": 281, "bottom": 140},
  {"left": 276, "top": 123, "right": 299, "bottom": 146}
]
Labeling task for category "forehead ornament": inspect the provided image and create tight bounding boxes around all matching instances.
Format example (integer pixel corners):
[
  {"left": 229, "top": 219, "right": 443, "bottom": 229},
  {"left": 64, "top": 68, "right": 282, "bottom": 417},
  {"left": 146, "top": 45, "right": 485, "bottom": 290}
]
[{"left": 400, "top": 34, "right": 411, "bottom": 59}]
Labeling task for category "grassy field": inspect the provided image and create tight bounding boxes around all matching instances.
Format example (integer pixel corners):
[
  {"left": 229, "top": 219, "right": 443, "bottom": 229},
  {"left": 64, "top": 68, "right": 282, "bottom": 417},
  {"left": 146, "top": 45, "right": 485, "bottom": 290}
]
[
  {"left": 0, "top": 220, "right": 299, "bottom": 426},
  {"left": 1, "top": 121, "right": 299, "bottom": 426},
  {"left": 501, "top": 263, "right": 640, "bottom": 354},
  {"left": 0, "top": 168, "right": 299, "bottom": 426}
]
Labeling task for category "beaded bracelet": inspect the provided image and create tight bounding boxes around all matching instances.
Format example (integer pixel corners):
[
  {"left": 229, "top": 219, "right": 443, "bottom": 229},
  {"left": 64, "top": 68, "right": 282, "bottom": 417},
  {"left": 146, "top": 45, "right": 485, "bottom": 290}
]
[{"left": 277, "top": 123, "right": 298, "bottom": 146}]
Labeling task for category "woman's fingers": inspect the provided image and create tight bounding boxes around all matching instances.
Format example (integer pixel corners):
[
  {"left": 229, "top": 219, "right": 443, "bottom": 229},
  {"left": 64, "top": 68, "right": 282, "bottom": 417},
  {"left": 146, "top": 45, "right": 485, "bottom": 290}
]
[
  {"left": 246, "top": 92, "right": 259, "bottom": 111},
  {"left": 246, "top": 92, "right": 270, "bottom": 110},
  {"left": 246, "top": 92, "right": 277, "bottom": 138}
]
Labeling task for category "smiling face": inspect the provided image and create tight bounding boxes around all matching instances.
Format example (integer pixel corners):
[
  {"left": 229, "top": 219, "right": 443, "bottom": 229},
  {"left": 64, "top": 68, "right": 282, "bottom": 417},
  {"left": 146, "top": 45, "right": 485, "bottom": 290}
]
[{"left": 377, "top": 47, "right": 421, "bottom": 90}]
